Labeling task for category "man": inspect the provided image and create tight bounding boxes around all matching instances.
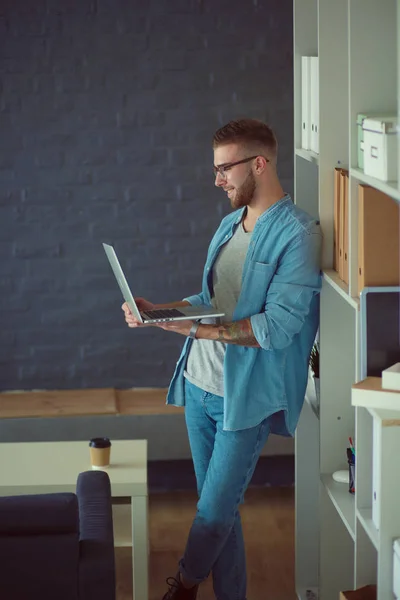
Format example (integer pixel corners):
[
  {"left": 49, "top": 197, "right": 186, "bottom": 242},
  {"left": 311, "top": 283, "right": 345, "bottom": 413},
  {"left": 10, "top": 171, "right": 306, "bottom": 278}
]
[{"left": 122, "top": 118, "right": 322, "bottom": 600}]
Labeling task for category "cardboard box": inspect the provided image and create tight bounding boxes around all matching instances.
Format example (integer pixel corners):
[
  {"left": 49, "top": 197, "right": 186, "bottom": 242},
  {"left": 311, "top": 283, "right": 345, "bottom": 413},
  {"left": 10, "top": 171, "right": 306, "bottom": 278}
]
[
  {"left": 383, "top": 363, "right": 400, "bottom": 392},
  {"left": 357, "top": 112, "right": 368, "bottom": 169}
]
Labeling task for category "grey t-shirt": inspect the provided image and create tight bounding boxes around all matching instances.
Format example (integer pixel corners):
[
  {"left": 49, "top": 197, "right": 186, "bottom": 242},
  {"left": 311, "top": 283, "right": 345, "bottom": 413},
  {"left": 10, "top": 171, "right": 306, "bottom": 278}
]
[{"left": 184, "top": 221, "right": 252, "bottom": 396}]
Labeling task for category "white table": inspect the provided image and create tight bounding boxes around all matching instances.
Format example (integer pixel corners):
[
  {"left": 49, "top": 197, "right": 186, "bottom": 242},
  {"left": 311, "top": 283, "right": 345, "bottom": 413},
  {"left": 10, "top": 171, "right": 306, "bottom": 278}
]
[{"left": 0, "top": 440, "right": 148, "bottom": 600}]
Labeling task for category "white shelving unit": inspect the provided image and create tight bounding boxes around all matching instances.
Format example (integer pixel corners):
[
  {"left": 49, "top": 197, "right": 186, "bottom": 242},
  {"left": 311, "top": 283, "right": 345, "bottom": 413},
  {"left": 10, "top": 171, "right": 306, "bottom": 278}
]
[
  {"left": 349, "top": 168, "right": 400, "bottom": 203},
  {"left": 353, "top": 396, "right": 400, "bottom": 598},
  {"left": 295, "top": 147, "right": 320, "bottom": 165},
  {"left": 293, "top": 0, "right": 400, "bottom": 599}
]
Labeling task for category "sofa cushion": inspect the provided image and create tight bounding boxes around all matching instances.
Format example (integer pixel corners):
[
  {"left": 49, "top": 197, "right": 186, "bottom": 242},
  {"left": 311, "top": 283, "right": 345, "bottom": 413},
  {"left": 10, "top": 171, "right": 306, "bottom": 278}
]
[
  {"left": 0, "top": 532, "right": 80, "bottom": 600},
  {"left": 0, "top": 493, "right": 78, "bottom": 535}
]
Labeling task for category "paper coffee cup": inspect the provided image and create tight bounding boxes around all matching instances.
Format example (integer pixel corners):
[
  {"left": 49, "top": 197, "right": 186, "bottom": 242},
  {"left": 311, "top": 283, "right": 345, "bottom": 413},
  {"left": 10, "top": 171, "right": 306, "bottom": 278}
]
[{"left": 89, "top": 437, "right": 111, "bottom": 469}]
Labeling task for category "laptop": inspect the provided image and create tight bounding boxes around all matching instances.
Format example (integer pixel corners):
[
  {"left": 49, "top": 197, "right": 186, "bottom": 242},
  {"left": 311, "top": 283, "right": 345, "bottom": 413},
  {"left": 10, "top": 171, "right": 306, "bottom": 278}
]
[{"left": 102, "top": 243, "right": 225, "bottom": 324}]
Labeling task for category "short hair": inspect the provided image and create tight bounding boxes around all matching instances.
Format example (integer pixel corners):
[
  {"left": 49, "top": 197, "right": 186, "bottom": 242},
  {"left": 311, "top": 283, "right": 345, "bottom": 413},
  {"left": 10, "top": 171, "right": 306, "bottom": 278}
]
[{"left": 212, "top": 118, "right": 278, "bottom": 161}]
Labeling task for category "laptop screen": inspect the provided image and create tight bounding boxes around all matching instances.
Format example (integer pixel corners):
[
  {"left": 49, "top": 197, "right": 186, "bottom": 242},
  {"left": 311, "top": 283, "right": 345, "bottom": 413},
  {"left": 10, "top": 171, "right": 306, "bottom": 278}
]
[{"left": 360, "top": 287, "right": 400, "bottom": 379}]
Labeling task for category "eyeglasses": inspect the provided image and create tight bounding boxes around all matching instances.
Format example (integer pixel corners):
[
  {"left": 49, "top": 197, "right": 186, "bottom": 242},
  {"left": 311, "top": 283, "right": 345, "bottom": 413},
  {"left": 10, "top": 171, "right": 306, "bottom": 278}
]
[{"left": 213, "top": 155, "right": 267, "bottom": 178}]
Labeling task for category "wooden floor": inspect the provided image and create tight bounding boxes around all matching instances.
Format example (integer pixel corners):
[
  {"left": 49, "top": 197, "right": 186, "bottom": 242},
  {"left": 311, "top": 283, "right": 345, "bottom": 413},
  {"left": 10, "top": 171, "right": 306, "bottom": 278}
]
[{"left": 115, "top": 487, "right": 297, "bottom": 600}]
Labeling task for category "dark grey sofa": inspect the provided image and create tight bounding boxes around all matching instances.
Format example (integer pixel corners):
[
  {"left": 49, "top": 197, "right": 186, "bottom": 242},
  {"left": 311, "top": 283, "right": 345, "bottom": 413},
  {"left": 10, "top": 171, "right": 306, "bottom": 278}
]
[{"left": 0, "top": 470, "right": 116, "bottom": 600}]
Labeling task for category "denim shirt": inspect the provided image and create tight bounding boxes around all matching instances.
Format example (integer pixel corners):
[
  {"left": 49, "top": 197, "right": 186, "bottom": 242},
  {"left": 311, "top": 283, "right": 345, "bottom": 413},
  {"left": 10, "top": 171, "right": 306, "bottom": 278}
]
[{"left": 166, "top": 195, "right": 322, "bottom": 436}]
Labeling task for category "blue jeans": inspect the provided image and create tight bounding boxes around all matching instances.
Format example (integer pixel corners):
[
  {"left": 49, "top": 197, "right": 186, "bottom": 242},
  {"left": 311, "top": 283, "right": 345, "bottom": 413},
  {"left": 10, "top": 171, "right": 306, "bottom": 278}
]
[{"left": 179, "top": 379, "right": 271, "bottom": 600}]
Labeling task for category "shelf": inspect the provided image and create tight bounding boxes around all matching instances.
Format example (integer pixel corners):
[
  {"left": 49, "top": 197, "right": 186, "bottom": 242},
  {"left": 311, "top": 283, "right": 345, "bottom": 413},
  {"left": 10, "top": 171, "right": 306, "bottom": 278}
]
[
  {"left": 297, "top": 586, "right": 319, "bottom": 600},
  {"left": 350, "top": 168, "right": 400, "bottom": 203},
  {"left": 367, "top": 407, "right": 400, "bottom": 426},
  {"left": 112, "top": 503, "right": 132, "bottom": 547},
  {"left": 295, "top": 148, "right": 320, "bottom": 165},
  {"left": 322, "top": 270, "right": 359, "bottom": 310},
  {"left": 352, "top": 377, "right": 400, "bottom": 412},
  {"left": 321, "top": 473, "right": 355, "bottom": 540},
  {"left": 357, "top": 508, "right": 379, "bottom": 550}
]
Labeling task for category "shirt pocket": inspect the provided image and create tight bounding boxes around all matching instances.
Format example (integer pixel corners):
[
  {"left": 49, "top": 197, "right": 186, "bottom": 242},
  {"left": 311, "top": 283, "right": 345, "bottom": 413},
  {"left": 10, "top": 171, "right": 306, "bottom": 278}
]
[{"left": 250, "top": 260, "right": 277, "bottom": 275}]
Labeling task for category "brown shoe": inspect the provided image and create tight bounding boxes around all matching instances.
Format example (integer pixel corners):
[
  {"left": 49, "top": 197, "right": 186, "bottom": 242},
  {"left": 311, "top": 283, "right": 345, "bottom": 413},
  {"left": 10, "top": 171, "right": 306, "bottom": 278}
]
[{"left": 162, "top": 572, "right": 199, "bottom": 600}]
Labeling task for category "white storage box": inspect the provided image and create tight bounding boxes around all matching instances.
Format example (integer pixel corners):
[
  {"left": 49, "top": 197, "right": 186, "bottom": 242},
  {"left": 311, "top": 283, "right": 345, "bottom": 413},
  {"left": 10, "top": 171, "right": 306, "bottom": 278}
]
[
  {"left": 383, "top": 363, "right": 400, "bottom": 391},
  {"left": 363, "top": 115, "right": 398, "bottom": 182},
  {"left": 394, "top": 539, "right": 400, "bottom": 598}
]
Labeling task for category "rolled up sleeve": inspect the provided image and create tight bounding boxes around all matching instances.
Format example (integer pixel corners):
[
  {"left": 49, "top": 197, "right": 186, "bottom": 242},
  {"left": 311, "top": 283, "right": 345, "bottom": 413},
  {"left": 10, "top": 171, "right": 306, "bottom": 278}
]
[
  {"left": 250, "top": 230, "right": 322, "bottom": 350},
  {"left": 183, "top": 292, "right": 206, "bottom": 306}
]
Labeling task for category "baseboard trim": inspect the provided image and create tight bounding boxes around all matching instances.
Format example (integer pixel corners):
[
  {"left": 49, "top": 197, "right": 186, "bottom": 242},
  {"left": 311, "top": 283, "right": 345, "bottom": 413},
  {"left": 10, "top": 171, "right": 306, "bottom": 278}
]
[{"left": 148, "top": 455, "right": 294, "bottom": 493}]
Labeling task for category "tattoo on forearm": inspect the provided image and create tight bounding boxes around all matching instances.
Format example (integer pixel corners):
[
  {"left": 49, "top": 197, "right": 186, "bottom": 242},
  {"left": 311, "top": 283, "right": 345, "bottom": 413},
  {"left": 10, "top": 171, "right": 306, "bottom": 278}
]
[{"left": 217, "top": 319, "right": 260, "bottom": 347}]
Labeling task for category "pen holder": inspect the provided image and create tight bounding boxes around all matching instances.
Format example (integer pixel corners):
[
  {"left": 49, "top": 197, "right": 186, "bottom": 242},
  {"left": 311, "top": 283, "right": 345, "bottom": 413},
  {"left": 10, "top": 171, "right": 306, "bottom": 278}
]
[{"left": 347, "top": 447, "right": 355, "bottom": 494}]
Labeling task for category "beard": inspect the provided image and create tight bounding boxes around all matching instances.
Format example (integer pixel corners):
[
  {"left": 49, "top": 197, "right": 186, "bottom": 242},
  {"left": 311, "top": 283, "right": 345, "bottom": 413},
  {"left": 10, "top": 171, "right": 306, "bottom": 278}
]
[{"left": 230, "top": 170, "right": 256, "bottom": 209}]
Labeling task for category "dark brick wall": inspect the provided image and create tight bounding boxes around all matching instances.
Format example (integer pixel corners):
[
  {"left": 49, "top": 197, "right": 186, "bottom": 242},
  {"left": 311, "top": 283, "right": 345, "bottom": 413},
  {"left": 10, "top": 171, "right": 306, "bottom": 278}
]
[{"left": 0, "top": 0, "right": 293, "bottom": 391}]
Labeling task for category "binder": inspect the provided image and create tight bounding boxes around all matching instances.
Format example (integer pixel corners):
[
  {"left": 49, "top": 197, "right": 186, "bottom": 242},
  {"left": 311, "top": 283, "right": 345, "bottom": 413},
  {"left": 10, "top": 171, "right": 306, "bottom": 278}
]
[
  {"left": 333, "top": 168, "right": 342, "bottom": 272},
  {"left": 343, "top": 172, "right": 349, "bottom": 284},
  {"left": 301, "top": 56, "right": 311, "bottom": 150},
  {"left": 357, "top": 185, "right": 400, "bottom": 295},
  {"left": 310, "top": 57, "right": 319, "bottom": 154},
  {"left": 338, "top": 169, "right": 348, "bottom": 282}
]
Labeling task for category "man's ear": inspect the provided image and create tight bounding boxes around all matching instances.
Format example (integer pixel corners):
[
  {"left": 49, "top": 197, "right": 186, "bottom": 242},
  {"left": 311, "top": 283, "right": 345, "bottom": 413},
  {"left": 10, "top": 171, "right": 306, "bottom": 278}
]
[{"left": 254, "top": 155, "right": 268, "bottom": 174}]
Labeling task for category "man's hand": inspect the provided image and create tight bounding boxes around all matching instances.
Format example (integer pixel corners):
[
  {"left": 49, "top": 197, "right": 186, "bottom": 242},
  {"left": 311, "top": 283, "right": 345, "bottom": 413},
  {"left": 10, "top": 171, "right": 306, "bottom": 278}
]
[
  {"left": 122, "top": 299, "right": 193, "bottom": 335},
  {"left": 122, "top": 298, "right": 154, "bottom": 328}
]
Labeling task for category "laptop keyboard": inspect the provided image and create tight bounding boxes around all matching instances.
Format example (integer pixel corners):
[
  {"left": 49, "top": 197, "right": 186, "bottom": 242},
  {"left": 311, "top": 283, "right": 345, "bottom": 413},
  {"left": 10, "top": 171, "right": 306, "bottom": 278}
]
[{"left": 142, "top": 308, "right": 185, "bottom": 320}]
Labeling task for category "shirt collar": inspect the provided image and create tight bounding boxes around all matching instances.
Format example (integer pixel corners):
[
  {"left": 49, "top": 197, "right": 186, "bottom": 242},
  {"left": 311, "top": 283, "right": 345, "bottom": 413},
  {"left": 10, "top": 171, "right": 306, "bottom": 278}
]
[{"left": 233, "top": 194, "right": 292, "bottom": 226}]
